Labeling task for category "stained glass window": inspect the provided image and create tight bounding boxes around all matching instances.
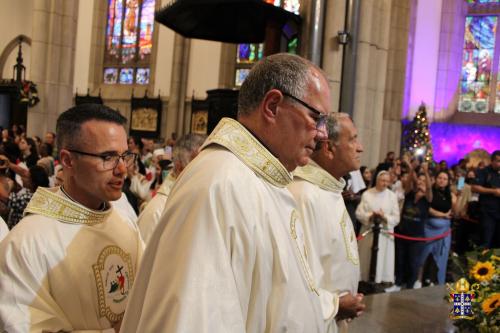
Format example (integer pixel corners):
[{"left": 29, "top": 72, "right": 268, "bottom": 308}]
[
  {"left": 459, "top": 16, "right": 496, "bottom": 113},
  {"left": 104, "top": 0, "right": 156, "bottom": 85},
  {"left": 234, "top": 1, "right": 301, "bottom": 86},
  {"left": 467, "top": 0, "right": 499, "bottom": 4}
]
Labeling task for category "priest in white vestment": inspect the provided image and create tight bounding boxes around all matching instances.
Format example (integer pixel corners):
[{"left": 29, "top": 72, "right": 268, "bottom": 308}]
[
  {"left": 0, "top": 216, "right": 8, "bottom": 242},
  {"left": 121, "top": 54, "right": 336, "bottom": 333},
  {"left": 289, "top": 114, "right": 365, "bottom": 333},
  {"left": 0, "top": 105, "right": 143, "bottom": 333},
  {"left": 138, "top": 133, "right": 206, "bottom": 244},
  {"left": 356, "top": 171, "right": 400, "bottom": 283}
]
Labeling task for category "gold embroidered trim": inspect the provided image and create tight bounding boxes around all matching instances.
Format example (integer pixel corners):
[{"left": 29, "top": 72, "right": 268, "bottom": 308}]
[
  {"left": 93, "top": 245, "right": 135, "bottom": 323},
  {"left": 339, "top": 210, "right": 360, "bottom": 265},
  {"left": 290, "top": 210, "right": 319, "bottom": 295},
  {"left": 293, "top": 161, "right": 345, "bottom": 193},
  {"left": 24, "top": 187, "right": 111, "bottom": 225},
  {"left": 202, "top": 118, "right": 292, "bottom": 188}
]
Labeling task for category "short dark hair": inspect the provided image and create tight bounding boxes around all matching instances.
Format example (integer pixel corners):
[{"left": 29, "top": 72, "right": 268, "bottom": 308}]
[
  {"left": 238, "top": 53, "right": 321, "bottom": 116},
  {"left": 29, "top": 165, "right": 49, "bottom": 191},
  {"left": 56, "top": 104, "right": 126, "bottom": 150},
  {"left": 492, "top": 150, "right": 500, "bottom": 160}
]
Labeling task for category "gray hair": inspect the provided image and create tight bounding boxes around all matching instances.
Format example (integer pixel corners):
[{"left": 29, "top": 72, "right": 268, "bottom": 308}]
[
  {"left": 325, "top": 112, "right": 351, "bottom": 145},
  {"left": 172, "top": 133, "right": 207, "bottom": 168},
  {"left": 238, "top": 53, "right": 319, "bottom": 116}
]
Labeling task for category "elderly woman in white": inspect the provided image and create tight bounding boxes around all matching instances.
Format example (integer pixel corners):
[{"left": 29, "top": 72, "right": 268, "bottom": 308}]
[{"left": 356, "top": 170, "right": 400, "bottom": 283}]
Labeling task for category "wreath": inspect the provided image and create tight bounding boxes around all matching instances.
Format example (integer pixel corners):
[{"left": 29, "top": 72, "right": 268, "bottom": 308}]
[{"left": 19, "top": 80, "right": 40, "bottom": 107}]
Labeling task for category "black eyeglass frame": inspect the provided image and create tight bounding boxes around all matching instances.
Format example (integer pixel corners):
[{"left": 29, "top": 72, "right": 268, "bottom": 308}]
[
  {"left": 280, "top": 91, "right": 328, "bottom": 129},
  {"left": 67, "top": 149, "right": 137, "bottom": 170}
]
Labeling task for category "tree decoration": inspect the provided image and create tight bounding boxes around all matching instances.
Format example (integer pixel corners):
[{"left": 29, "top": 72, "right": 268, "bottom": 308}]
[{"left": 402, "top": 102, "right": 433, "bottom": 162}]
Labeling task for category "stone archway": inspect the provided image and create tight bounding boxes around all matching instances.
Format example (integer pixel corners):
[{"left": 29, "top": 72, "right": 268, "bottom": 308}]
[{"left": 0, "top": 35, "right": 31, "bottom": 79}]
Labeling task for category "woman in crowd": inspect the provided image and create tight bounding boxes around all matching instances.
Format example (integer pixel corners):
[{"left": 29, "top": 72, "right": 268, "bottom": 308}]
[
  {"left": 18, "top": 137, "right": 39, "bottom": 168},
  {"left": 7, "top": 165, "right": 49, "bottom": 229},
  {"left": 359, "top": 166, "right": 372, "bottom": 195},
  {"left": 394, "top": 162, "right": 432, "bottom": 290},
  {"left": 419, "top": 170, "right": 457, "bottom": 285},
  {"left": 356, "top": 170, "right": 400, "bottom": 284}
]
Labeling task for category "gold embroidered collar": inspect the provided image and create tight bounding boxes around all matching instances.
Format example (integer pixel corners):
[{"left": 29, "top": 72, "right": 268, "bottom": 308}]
[
  {"left": 24, "top": 187, "right": 112, "bottom": 225},
  {"left": 201, "top": 118, "right": 293, "bottom": 188},
  {"left": 294, "top": 160, "right": 346, "bottom": 193}
]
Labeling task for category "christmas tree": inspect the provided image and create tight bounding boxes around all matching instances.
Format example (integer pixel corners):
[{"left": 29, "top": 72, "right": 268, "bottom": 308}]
[{"left": 402, "top": 103, "right": 433, "bottom": 162}]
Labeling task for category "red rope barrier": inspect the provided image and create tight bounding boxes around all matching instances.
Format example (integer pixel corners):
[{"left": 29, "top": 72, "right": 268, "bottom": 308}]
[
  {"left": 356, "top": 228, "right": 452, "bottom": 242},
  {"left": 383, "top": 229, "right": 452, "bottom": 242}
]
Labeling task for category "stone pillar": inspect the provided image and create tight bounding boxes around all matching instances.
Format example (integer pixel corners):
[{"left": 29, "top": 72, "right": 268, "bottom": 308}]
[
  {"left": 166, "top": 34, "right": 190, "bottom": 138},
  {"left": 321, "top": 0, "right": 348, "bottom": 114},
  {"left": 380, "top": 0, "right": 412, "bottom": 158},
  {"left": 301, "top": 0, "right": 327, "bottom": 65},
  {"left": 29, "top": 0, "right": 78, "bottom": 136},
  {"left": 433, "top": 0, "right": 467, "bottom": 121},
  {"left": 351, "top": 0, "right": 392, "bottom": 167}
]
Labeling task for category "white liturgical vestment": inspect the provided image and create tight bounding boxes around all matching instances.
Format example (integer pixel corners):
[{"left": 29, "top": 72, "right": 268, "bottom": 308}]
[
  {"left": 355, "top": 188, "right": 400, "bottom": 283},
  {"left": 121, "top": 118, "right": 327, "bottom": 333},
  {"left": 0, "top": 187, "right": 143, "bottom": 333},
  {"left": 0, "top": 217, "right": 8, "bottom": 242},
  {"left": 137, "top": 172, "right": 176, "bottom": 244},
  {"left": 289, "top": 161, "right": 360, "bottom": 333}
]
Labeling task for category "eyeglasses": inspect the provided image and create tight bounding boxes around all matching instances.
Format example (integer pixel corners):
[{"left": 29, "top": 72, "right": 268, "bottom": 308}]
[
  {"left": 280, "top": 91, "right": 328, "bottom": 129},
  {"left": 67, "top": 149, "right": 137, "bottom": 170}
]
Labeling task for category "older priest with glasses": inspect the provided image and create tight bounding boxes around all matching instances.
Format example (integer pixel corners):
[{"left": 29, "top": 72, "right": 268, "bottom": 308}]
[
  {"left": 121, "top": 53, "right": 336, "bottom": 332},
  {"left": 0, "top": 104, "right": 143, "bottom": 333}
]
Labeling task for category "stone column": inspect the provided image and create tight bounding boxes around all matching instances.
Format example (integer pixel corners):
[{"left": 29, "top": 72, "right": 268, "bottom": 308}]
[
  {"left": 380, "top": 0, "right": 412, "bottom": 158},
  {"left": 166, "top": 34, "right": 190, "bottom": 139},
  {"left": 351, "top": 0, "right": 392, "bottom": 167},
  {"left": 28, "top": 0, "right": 78, "bottom": 136},
  {"left": 433, "top": 0, "right": 467, "bottom": 121},
  {"left": 321, "top": 0, "right": 347, "bottom": 114}
]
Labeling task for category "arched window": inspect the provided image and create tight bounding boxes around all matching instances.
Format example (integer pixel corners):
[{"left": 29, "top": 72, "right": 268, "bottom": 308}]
[
  {"left": 103, "top": 0, "right": 156, "bottom": 85},
  {"left": 234, "top": 0, "right": 301, "bottom": 87},
  {"left": 459, "top": 0, "right": 500, "bottom": 113}
]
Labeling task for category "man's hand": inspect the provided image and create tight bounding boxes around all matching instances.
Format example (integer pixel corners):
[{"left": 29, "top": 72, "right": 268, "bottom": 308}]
[{"left": 336, "top": 292, "right": 366, "bottom": 321}]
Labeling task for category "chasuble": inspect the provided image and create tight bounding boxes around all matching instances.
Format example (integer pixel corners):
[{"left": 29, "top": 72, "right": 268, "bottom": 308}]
[
  {"left": 0, "top": 187, "right": 143, "bottom": 333},
  {"left": 121, "top": 118, "right": 327, "bottom": 333}
]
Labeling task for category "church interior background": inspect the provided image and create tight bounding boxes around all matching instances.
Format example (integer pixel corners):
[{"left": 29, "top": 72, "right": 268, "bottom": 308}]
[{"left": 0, "top": 0, "right": 499, "bottom": 169}]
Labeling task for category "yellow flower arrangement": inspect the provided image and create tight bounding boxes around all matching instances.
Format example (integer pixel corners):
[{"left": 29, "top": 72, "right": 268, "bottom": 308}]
[
  {"left": 450, "top": 249, "right": 499, "bottom": 332},
  {"left": 481, "top": 293, "right": 500, "bottom": 315},
  {"left": 470, "top": 261, "right": 495, "bottom": 282}
]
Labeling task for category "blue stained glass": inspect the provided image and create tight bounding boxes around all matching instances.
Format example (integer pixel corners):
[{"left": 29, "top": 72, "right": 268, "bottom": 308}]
[
  {"left": 464, "top": 16, "right": 496, "bottom": 50},
  {"left": 238, "top": 44, "right": 251, "bottom": 63},
  {"left": 119, "top": 68, "right": 134, "bottom": 84},
  {"left": 136, "top": 68, "right": 150, "bottom": 84},
  {"left": 467, "top": 0, "right": 499, "bottom": 4},
  {"left": 459, "top": 16, "right": 496, "bottom": 112},
  {"left": 104, "top": 68, "right": 118, "bottom": 84},
  {"left": 235, "top": 69, "right": 250, "bottom": 86}
]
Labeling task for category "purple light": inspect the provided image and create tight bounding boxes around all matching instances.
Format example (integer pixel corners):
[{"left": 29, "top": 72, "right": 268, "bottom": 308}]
[{"left": 430, "top": 122, "right": 500, "bottom": 164}]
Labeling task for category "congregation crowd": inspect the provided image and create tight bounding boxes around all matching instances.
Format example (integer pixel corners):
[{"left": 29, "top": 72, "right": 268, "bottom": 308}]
[
  {"left": 0, "top": 53, "right": 498, "bottom": 333},
  {"left": 343, "top": 149, "right": 499, "bottom": 292}
]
